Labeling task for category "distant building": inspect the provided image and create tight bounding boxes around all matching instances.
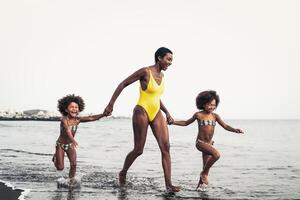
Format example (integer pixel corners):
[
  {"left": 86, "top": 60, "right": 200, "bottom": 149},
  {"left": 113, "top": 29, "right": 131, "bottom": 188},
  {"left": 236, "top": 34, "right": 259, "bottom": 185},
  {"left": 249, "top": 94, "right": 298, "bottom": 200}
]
[
  {"left": 0, "top": 109, "right": 60, "bottom": 121},
  {"left": 23, "top": 109, "right": 47, "bottom": 116}
]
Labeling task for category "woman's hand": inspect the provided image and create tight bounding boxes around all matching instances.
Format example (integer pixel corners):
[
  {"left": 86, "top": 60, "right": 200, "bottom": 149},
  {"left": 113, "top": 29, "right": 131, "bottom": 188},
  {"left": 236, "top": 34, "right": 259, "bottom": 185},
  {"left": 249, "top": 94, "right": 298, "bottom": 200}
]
[{"left": 166, "top": 113, "right": 174, "bottom": 125}]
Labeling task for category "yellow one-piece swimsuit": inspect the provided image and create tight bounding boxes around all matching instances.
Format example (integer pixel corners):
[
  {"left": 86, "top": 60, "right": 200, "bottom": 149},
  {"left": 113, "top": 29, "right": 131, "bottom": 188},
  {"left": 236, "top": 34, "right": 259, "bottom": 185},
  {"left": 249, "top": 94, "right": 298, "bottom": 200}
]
[{"left": 137, "top": 69, "right": 165, "bottom": 122}]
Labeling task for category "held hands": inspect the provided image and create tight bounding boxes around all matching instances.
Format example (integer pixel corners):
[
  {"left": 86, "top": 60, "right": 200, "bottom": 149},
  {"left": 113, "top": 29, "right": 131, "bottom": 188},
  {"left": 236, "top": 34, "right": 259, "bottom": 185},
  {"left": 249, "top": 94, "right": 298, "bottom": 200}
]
[
  {"left": 103, "top": 110, "right": 112, "bottom": 117},
  {"left": 103, "top": 104, "right": 113, "bottom": 116},
  {"left": 166, "top": 113, "right": 174, "bottom": 125}
]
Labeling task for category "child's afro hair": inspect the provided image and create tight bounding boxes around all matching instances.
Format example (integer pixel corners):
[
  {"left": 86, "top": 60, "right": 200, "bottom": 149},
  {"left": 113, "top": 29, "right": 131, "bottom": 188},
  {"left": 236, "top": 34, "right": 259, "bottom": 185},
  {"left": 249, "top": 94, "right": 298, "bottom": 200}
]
[
  {"left": 196, "top": 90, "right": 220, "bottom": 110},
  {"left": 57, "top": 94, "right": 85, "bottom": 116}
]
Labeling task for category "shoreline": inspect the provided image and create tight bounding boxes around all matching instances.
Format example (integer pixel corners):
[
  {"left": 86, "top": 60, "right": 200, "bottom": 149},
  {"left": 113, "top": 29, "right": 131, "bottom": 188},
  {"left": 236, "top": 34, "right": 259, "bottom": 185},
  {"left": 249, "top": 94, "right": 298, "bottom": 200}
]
[
  {"left": 0, "top": 180, "right": 29, "bottom": 200},
  {"left": 0, "top": 116, "right": 131, "bottom": 121},
  {"left": 0, "top": 117, "right": 60, "bottom": 121}
]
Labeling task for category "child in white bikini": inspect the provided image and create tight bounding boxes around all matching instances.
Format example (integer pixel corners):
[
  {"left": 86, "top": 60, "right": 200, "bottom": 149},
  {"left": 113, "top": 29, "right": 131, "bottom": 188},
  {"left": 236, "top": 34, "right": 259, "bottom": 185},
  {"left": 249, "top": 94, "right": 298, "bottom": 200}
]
[
  {"left": 170, "top": 90, "right": 243, "bottom": 190},
  {"left": 53, "top": 94, "right": 109, "bottom": 182}
]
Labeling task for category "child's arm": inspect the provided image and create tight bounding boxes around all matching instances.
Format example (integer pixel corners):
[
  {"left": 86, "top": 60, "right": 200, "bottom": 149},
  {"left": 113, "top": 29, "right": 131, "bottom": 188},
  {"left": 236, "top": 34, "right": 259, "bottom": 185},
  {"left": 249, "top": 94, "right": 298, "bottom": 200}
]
[
  {"left": 215, "top": 114, "right": 244, "bottom": 133},
  {"left": 79, "top": 113, "right": 107, "bottom": 123},
  {"left": 62, "top": 118, "right": 78, "bottom": 147},
  {"left": 172, "top": 113, "right": 197, "bottom": 126}
]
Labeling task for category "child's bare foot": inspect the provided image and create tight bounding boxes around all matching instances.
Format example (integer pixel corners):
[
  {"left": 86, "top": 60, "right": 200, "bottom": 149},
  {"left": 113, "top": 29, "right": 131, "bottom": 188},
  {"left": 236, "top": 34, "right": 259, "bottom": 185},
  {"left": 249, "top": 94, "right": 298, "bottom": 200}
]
[
  {"left": 196, "top": 172, "right": 208, "bottom": 190},
  {"left": 201, "top": 173, "right": 209, "bottom": 185},
  {"left": 196, "top": 177, "right": 203, "bottom": 189},
  {"left": 166, "top": 185, "right": 181, "bottom": 193},
  {"left": 118, "top": 171, "right": 126, "bottom": 186},
  {"left": 201, "top": 173, "right": 208, "bottom": 185}
]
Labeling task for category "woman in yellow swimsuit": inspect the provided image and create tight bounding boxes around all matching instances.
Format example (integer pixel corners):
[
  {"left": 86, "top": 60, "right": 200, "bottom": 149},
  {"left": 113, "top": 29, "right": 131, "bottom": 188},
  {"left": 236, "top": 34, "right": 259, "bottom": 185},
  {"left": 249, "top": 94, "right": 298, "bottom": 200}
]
[{"left": 104, "top": 47, "right": 180, "bottom": 193}]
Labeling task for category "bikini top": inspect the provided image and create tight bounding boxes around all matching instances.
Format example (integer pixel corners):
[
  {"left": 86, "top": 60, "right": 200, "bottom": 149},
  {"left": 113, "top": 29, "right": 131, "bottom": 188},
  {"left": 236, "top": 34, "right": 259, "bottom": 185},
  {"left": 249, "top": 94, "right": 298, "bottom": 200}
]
[
  {"left": 60, "top": 120, "right": 78, "bottom": 134},
  {"left": 199, "top": 119, "right": 216, "bottom": 127}
]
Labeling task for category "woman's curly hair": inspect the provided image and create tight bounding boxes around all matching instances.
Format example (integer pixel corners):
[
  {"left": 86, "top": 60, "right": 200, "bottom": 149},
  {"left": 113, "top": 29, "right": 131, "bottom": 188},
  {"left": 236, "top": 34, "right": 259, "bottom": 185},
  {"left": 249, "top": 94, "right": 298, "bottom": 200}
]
[
  {"left": 196, "top": 90, "right": 220, "bottom": 110},
  {"left": 57, "top": 94, "right": 85, "bottom": 116}
]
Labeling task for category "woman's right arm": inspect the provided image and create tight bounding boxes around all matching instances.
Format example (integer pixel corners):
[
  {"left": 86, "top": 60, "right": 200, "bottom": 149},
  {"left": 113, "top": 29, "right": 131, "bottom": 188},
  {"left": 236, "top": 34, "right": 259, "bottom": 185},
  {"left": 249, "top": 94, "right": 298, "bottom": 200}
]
[{"left": 104, "top": 68, "right": 147, "bottom": 115}]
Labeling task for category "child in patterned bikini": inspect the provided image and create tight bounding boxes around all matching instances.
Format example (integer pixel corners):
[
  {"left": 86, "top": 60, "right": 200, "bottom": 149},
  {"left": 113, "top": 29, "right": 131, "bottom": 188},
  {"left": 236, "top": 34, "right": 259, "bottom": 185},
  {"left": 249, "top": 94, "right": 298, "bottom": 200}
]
[
  {"left": 170, "top": 90, "right": 243, "bottom": 190},
  {"left": 53, "top": 94, "right": 109, "bottom": 185}
]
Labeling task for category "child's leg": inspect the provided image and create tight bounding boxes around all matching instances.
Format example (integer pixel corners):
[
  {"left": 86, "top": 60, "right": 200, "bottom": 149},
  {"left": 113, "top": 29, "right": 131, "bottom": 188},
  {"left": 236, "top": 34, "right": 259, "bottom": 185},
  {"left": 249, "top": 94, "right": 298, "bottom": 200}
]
[
  {"left": 202, "top": 153, "right": 212, "bottom": 172},
  {"left": 196, "top": 142, "right": 220, "bottom": 185},
  {"left": 196, "top": 152, "right": 211, "bottom": 188},
  {"left": 54, "top": 146, "right": 65, "bottom": 170},
  {"left": 66, "top": 147, "right": 77, "bottom": 178}
]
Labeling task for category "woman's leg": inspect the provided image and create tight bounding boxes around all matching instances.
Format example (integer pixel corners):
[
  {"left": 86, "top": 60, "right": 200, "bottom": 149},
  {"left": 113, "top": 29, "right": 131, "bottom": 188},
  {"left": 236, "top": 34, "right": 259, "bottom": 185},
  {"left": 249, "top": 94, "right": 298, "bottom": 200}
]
[
  {"left": 66, "top": 147, "right": 77, "bottom": 178},
  {"left": 119, "top": 105, "right": 149, "bottom": 186},
  {"left": 150, "top": 111, "right": 180, "bottom": 192},
  {"left": 54, "top": 146, "right": 65, "bottom": 171}
]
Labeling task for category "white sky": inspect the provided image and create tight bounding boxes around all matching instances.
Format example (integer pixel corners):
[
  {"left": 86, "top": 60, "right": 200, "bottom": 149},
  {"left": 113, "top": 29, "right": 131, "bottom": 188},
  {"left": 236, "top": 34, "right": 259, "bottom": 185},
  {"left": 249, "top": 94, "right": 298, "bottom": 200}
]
[{"left": 0, "top": 0, "right": 299, "bottom": 119}]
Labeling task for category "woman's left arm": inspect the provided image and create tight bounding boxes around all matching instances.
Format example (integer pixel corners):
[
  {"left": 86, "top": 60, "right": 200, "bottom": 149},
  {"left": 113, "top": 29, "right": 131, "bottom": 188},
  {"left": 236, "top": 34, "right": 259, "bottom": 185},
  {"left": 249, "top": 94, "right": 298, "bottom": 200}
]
[{"left": 160, "top": 100, "right": 173, "bottom": 124}]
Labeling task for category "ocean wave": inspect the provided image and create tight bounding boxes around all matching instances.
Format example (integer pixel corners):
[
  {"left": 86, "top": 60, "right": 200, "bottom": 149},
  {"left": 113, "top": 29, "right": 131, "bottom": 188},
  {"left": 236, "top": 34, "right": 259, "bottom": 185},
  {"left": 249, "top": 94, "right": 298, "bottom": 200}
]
[
  {"left": 0, "top": 149, "right": 52, "bottom": 156},
  {"left": 0, "top": 123, "right": 14, "bottom": 127},
  {"left": 81, "top": 171, "right": 162, "bottom": 193},
  {"left": 267, "top": 167, "right": 288, "bottom": 171}
]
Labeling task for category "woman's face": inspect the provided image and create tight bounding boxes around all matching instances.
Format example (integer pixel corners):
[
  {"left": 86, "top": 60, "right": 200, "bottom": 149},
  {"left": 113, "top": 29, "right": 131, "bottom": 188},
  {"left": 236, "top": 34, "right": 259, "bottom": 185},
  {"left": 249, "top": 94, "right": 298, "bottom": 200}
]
[
  {"left": 66, "top": 102, "right": 79, "bottom": 117},
  {"left": 159, "top": 53, "right": 173, "bottom": 71},
  {"left": 204, "top": 99, "right": 217, "bottom": 113}
]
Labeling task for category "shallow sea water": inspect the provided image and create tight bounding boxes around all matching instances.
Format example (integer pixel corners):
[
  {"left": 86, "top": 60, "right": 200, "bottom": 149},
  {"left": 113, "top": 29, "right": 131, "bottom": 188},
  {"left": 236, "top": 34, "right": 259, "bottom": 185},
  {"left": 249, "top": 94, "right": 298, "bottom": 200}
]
[{"left": 0, "top": 119, "right": 299, "bottom": 199}]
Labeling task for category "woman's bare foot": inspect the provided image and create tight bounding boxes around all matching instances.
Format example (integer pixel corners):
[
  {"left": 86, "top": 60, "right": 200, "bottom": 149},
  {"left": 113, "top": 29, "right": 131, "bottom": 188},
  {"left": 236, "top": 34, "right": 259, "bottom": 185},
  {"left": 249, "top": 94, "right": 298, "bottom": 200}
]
[
  {"left": 166, "top": 185, "right": 181, "bottom": 193},
  {"left": 119, "top": 171, "right": 126, "bottom": 186}
]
